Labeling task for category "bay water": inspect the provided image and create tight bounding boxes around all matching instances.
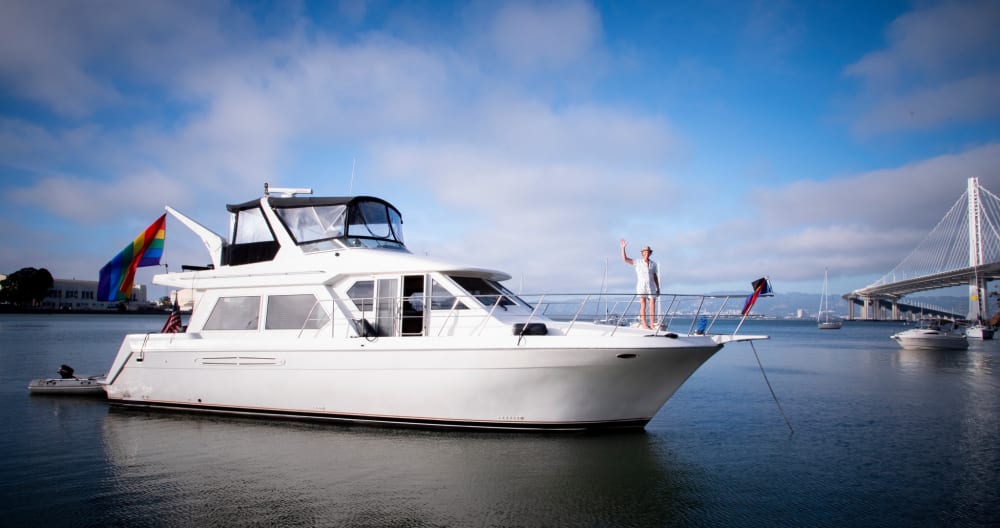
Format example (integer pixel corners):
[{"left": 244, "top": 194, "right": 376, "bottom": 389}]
[{"left": 1, "top": 314, "right": 996, "bottom": 527}]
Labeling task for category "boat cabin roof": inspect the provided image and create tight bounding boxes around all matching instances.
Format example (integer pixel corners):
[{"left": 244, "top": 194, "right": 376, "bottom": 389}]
[{"left": 226, "top": 195, "right": 397, "bottom": 213}]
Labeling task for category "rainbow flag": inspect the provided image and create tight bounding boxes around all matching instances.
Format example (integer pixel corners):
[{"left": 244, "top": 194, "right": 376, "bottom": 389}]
[{"left": 98, "top": 214, "right": 166, "bottom": 302}]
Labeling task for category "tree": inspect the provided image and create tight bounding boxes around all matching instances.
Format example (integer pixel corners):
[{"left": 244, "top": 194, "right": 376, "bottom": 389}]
[{"left": 0, "top": 267, "right": 54, "bottom": 307}]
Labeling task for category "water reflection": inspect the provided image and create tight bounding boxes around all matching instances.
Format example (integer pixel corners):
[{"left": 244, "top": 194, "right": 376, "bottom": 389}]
[
  {"left": 892, "top": 345, "right": 1000, "bottom": 525},
  {"left": 100, "top": 410, "right": 706, "bottom": 527},
  {"left": 895, "top": 346, "right": 998, "bottom": 377},
  {"left": 895, "top": 347, "right": 972, "bottom": 371}
]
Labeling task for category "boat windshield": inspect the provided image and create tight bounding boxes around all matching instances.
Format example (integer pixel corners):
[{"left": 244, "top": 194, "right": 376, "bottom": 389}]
[
  {"left": 277, "top": 205, "right": 347, "bottom": 244},
  {"left": 274, "top": 199, "right": 405, "bottom": 252},
  {"left": 347, "top": 201, "right": 404, "bottom": 248},
  {"left": 918, "top": 319, "right": 955, "bottom": 331}
]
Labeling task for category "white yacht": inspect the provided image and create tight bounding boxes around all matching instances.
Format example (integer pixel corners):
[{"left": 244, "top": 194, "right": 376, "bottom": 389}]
[
  {"left": 891, "top": 319, "right": 969, "bottom": 350},
  {"left": 965, "top": 322, "right": 994, "bottom": 340},
  {"left": 102, "top": 185, "right": 767, "bottom": 431}
]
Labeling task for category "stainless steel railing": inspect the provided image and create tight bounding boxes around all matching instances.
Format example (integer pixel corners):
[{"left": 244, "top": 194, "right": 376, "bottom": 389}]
[{"left": 290, "top": 292, "right": 754, "bottom": 339}]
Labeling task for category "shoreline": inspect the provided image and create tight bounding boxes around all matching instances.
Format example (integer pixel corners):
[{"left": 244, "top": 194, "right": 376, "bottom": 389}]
[{"left": 0, "top": 307, "right": 187, "bottom": 315}]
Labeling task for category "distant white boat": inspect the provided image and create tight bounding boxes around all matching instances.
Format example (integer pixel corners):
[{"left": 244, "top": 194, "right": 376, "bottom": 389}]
[
  {"left": 891, "top": 319, "right": 968, "bottom": 350},
  {"left": 965, "top": 323, "right": 994, "bottom": 340},
  {"left": 817, "top": 269, "right": 842, "bottom": 330}
]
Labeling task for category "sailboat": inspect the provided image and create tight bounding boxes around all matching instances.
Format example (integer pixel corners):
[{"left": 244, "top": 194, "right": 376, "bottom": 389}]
[
  {"left": 818, "top": 269, "right": 843, "bottom": 330},
  {"left": 964, "top": 266, "right": 994, "bottom": 339}
]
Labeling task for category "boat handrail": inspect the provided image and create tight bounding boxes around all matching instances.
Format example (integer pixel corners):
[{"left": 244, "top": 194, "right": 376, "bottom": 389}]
[
  {"left": 522, "top": 292, "right": 753, "bottom": 336},
  {"left": 180, "top": 291, "right": 761, "bottom": 339},
  {"left": 564, "top": 293, "right": 590, "bottom": 335},
  {"left": 285, "top": 291, "right": 763, "bottom": 338}
]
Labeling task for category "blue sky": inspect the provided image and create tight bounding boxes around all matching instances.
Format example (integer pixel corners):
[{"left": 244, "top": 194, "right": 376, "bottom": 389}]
[{"left": 1, "top": 0, "right": 999, "bottom": 298}]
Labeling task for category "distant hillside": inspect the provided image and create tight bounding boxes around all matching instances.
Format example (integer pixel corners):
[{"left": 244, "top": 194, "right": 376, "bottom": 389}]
[{"left": 744, "top": 292, "right": 976, "bottom": 319}]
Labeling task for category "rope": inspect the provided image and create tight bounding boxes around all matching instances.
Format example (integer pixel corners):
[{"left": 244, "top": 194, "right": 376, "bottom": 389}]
[{"left": 751, "top": 341, "right": 793, "bottom": 435}]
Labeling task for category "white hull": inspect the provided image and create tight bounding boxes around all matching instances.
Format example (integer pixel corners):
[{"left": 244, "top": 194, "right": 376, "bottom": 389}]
[
  {"left": 891, "top": 330, "right": 968, "bottom": 350},
  {"left": 966, "top": 326, "right": 994, "bottom": 340},
  {"left": 817, "top": 321, "right": 842, "bottom": 330},
  {"left": 104, "top": 332, "right": 722, "bottom": 430}
]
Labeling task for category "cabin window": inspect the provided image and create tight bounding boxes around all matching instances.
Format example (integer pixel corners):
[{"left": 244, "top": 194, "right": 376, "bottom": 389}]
[
  {"left": 430, "top": 278, "right": 467, "bottom": 310},
  {"left": 276, "top": 205, "right": 347, "bottom": 244},
  {"left": 265, "top": 294, "right": 329, "bottom": 330},
  {"left": 450, "top": 276, "right": 520, "bottom": 309},
  {"left": 347, "top": 281, "right": 374, "bottom": 313},
  {"left": 375, "top": 278, "right": 398, "bottom": 337},
  {"left": 232, "top": 207, "right": 274, "bottom": 244},
  {"left": 204, "top": 296, "right": 261, "bottom": 330}
]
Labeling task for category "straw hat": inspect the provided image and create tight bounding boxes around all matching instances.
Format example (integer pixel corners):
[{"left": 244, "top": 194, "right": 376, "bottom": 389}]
[{"left": 641, "top": 246, "right": 653, "bottom": 253}]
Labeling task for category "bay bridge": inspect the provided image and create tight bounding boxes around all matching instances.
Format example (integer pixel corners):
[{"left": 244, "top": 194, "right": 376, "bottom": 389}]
[{"left": 847, "top": 177, "right": 1000, "bottom": 321}]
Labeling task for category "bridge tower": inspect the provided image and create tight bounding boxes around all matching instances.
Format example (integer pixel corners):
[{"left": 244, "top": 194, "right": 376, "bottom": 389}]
[
  {"left": 968, "top": 177, "right": 986, "bottom": 321},
  {"left": 849, "top": 176, "right": 999, "bottom": 322}
]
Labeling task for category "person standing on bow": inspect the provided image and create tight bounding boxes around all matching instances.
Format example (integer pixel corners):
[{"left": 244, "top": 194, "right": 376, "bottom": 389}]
[{"left": 620, "top": 239, "right": 660, "bottom": 330}]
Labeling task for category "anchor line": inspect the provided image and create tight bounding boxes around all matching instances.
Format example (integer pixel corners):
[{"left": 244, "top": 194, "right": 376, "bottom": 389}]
[{"left": 751, "top": 340, "right": 793, "bottom": 435}]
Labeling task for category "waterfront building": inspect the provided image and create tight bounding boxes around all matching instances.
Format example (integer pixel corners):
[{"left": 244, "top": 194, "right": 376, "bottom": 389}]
[{"left": 39, "top": 279, "right": 148, "bottom": 310}]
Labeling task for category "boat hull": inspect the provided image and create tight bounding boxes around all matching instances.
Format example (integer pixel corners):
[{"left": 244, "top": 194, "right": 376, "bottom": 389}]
[
  {"left": 817, "top": 321, "right": 842, "bottom": 330},
  {"left": 891, "top": 333, "right": 968, "bottom": 350},
  {"left": 966, "top": 326, "right": 994, "bottom": 340},
  {"left": 104, "top": 333, "right": 722, "bottom": 431}
]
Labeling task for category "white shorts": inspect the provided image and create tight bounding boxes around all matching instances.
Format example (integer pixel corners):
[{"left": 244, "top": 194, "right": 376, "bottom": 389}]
[{"left": 636, "top": 283, "right": 657, "bottom": 299}]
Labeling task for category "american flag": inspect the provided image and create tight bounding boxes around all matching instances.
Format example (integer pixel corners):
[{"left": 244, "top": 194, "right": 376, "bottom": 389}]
[{"left": 161, "top": 301, "right": 182, "bottom": 333}]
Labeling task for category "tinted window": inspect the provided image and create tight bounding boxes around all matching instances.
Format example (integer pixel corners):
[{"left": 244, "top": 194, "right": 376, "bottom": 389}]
[
  {"left": 204, "top": 296, "right": 260, "bottom": 330},
  {"left": 265, "top": 294, "right": 329, "bottom": 330},
  {"left": 348, "top": 281, "right": 374, "bottom": 312},
  {"left": 430, "top": 279, "right": 467, "bottom": 310},
  {"left": 450, "top": 276, "right": 516, "bottom": 308}
]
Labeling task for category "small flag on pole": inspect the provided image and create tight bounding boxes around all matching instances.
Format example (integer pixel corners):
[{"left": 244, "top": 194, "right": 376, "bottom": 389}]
[
  {"left": 97, "top": 214, "right": 166, "bottom": 302},
  {"left": 161, "top": 301, "right": 182, "bottom": 333},
  {"left": 741, "top": 277, "right": 773, "bottom": 316}
]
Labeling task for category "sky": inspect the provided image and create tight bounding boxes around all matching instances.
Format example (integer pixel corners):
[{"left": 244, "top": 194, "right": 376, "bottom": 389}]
[{"left": 1, "top": 0, "right": 999, "bottom": 300}]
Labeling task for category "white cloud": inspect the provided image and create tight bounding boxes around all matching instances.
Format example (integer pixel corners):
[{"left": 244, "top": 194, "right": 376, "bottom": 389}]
[
  {"left": 755, "top": 144, "right": 1000, "bottom": 229},
  {"left": 484, "top": 1, "right": 602, "bottom": 70},
  {"left": 10, "top": 170, "right": 187, "bottom": 222},
  {"left": 851, "top": 72, "right": 1000, "bottom": 134},
  {"left": 844, "top": 0, "right": 1000, "bottom": 135},
  {"left": 0, "top": 0, "right": 239, "bottom": 116},
  {"left": 704, "top": 143, "right": 1000, "bottom": 289}
]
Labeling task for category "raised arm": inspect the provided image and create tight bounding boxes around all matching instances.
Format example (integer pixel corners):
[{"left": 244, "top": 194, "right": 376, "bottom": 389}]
[{"left": 620, "top": 239, "right": 634, "bottom": 265}]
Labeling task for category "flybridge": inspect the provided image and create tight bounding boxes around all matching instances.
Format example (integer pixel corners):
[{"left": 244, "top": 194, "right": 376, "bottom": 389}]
[{"left": 215, "top": 186, "right": 407, "bottom": 266}]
